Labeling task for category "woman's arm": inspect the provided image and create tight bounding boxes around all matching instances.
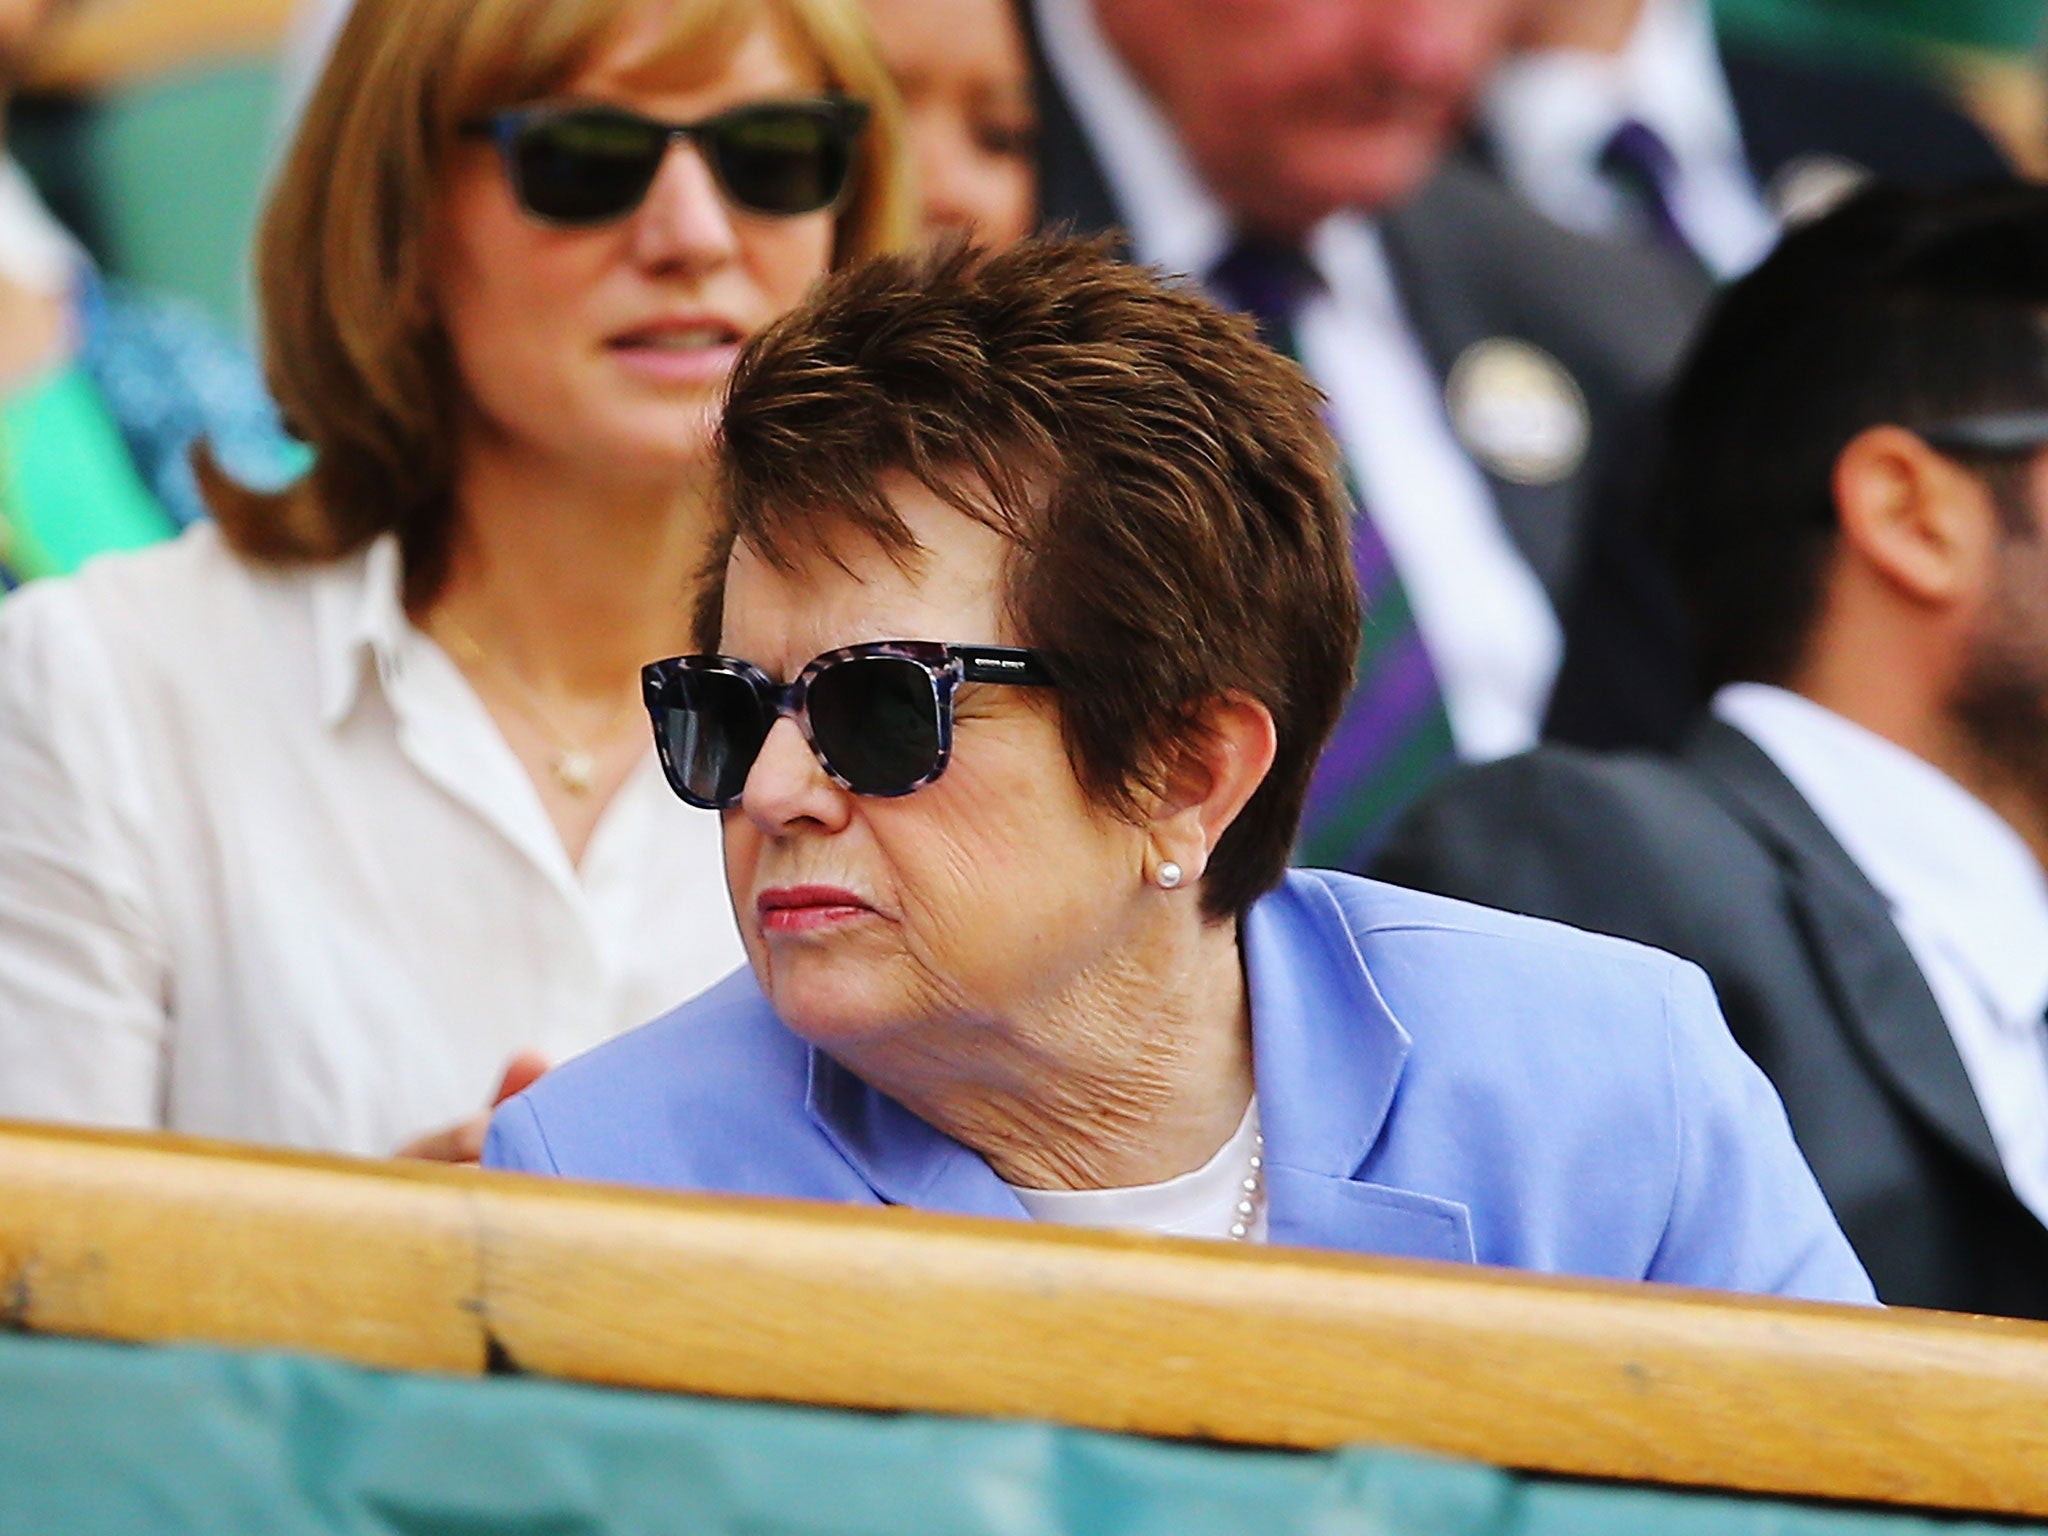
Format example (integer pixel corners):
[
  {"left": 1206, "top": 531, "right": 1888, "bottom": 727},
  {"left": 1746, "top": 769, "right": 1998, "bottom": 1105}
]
[{"left": 0, "top": 581, "right": 172, "bottom": 1127}]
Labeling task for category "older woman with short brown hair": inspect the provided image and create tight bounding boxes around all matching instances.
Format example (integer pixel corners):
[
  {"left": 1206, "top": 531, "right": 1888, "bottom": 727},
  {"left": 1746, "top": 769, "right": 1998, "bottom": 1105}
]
[
  {"left": 487, "top": 239, "right": 1871, "bottom": 1300},
  {"left": 0, "top": 0, "right": 914, "bottom": 1157}
]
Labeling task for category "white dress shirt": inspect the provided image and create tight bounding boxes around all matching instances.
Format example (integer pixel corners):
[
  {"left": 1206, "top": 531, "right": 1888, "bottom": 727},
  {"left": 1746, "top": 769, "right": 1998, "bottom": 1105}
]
[
  {"left": 0, "top": 525, "right": 745, "bottom": 1156},
  {"left": 1479, "top": 0, "right": 1778, "bottom": 278},
  {"left": 1716, "top": 684, "right": 2048, "bottom": 1226},
  {"left": 1032, "top": 0, "right": 1563, "bottom": 762}
]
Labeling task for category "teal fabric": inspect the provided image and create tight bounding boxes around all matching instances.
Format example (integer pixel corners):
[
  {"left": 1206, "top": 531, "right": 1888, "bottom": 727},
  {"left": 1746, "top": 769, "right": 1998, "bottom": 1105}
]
[
  {"left": 0, "top": 359, "right": 174, "bottom": 580},
  {"left": 0, "top": 1332, "right": 2036, "bottom": 1535},
  {"left": 1714, "top": 0, "right": 2048, "bottom": 61},
  {"left": 78, "top": 61, "right": 280, "bottom": 336}
]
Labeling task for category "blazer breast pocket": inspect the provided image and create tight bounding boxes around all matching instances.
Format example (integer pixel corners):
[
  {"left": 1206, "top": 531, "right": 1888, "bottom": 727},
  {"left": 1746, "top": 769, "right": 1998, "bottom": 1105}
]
[{"left": 1265, "top": 1168, "right": 1476, "bottom": 1263}]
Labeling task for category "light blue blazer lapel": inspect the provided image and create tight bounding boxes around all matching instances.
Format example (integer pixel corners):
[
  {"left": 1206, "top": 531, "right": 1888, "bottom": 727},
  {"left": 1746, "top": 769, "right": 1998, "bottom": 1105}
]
[
  {"left": 805, "top": 1049, "right": 1028, "bottom": 1220},
  {"left": 1247, "top": 874, "right": 1475, "bottom": 1263}
]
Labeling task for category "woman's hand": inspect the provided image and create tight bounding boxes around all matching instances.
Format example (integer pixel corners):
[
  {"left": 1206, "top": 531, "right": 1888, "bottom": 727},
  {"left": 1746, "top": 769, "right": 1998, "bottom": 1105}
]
[{"left": 396, "top": 1051, "right": 550, "bottom": 1163}]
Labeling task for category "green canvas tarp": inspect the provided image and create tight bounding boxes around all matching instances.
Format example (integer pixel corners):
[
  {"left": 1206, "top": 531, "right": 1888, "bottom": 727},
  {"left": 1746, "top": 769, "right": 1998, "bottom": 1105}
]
[{"left": 0, "top": 1331, "right": 2036, "bottom": 1536}]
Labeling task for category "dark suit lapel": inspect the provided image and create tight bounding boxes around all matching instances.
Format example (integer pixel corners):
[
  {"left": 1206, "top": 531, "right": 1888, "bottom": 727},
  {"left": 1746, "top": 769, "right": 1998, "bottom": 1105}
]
[
  {"left": 1376, "top": 171, "right": 1564, "bottom": 598},
  {"left": 1376, "top": 172, "right": 1585, "bottom": 603},
  {"left": 1018, "top": 0, "right": 1129, "bottom": 244},
  {"left": 1683, "top": 720, "right": 2007, "bottom": 1183},
  {"left": 1713, "top": 38, "right": 1779, "bottom": 192}
]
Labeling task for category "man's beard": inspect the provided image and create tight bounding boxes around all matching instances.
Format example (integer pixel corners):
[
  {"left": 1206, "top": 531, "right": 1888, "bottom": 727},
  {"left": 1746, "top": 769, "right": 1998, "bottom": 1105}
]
[{"left": 1952, "top": 530, "right": 2048, "bottom": 834}]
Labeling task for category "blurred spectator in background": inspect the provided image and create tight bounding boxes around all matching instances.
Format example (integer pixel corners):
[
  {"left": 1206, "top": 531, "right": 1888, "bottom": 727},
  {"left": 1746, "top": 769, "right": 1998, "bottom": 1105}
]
[
  {"left": 0, "top": 0, "right": 294, "bottom": 591},
  {"left": 1474, "top": 0, "right": 2012, "bottom": 281},
  {"left": 1022, "top": 0, "right": 1711, "bottom": 865},
  {"left": 0, "top": 0, "right": 914, "bottom": 1159},
  {"left": 1377, "top": 184, "right": 2048, "bottom": 1320},
  {"left": 863, "top": 0, "right": 1036, "bottom": 247}
]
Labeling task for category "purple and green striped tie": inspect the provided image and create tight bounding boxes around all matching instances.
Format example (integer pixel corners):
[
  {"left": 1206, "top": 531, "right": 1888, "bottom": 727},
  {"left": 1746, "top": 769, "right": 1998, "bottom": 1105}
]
[{"left": 1208, "top": 238, "right": 1457, "bottom": 867}]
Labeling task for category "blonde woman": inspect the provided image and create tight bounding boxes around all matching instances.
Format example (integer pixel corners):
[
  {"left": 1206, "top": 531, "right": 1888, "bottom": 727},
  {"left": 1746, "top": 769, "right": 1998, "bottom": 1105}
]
[{"left": 0, "top": 0, "right": 914, "bottom": 1157}]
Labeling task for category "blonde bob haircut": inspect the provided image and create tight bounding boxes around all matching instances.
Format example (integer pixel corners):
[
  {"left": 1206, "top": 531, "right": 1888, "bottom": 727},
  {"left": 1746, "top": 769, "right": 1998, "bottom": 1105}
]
[{"left": 207, "top": 0, "right": 916, "bottom": 610}]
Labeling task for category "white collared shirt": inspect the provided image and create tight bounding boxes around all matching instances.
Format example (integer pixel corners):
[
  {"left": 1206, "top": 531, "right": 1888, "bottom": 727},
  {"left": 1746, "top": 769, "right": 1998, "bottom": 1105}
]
[
  {"left": 1032, "top": 0, "right": 1562, "bottom": 762},
  {"left": 1479, "top": 0, "right": 1778, "bottom": 278},
  {"left": 0, "top": 525, "right": 745, "bottom": 1156},
  {"left": 1716, "top": 684, "right": 2048, "bottom": 1225}
]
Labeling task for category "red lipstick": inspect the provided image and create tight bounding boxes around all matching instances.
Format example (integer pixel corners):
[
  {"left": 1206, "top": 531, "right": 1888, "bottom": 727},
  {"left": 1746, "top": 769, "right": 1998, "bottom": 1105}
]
[{"left": 756, "top": 884, "right": 875, "bottom": 935}]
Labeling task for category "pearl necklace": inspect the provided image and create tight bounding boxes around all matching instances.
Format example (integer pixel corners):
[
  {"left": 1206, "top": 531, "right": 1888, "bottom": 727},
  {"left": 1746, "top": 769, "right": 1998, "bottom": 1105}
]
[{"left": 1230, "top": 1129, "right": 1266, "bottom": 1242}]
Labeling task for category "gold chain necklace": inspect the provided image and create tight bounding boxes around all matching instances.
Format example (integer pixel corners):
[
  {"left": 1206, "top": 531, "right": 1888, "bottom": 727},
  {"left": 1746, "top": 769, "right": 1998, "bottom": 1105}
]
[{"left": 434, "top": 611, "right": 638, "bottom": 796}]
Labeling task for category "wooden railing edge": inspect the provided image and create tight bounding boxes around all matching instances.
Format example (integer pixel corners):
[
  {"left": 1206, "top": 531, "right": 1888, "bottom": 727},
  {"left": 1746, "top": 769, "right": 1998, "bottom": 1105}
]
[{"left": 2, "top": 1119, "right": 2046, "bottom": 1517}]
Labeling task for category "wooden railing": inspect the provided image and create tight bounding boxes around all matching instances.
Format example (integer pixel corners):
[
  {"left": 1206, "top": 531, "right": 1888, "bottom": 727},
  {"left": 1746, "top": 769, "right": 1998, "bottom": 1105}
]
[{"left": 2, "top": 1119, "right": 2046, "bottom": 1516}]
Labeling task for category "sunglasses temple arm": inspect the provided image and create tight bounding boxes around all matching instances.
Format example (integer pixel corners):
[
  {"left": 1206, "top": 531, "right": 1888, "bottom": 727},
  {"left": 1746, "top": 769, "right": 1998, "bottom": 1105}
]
[{"left": 952, "top": 647, "right": 1056, "bottom": 687}]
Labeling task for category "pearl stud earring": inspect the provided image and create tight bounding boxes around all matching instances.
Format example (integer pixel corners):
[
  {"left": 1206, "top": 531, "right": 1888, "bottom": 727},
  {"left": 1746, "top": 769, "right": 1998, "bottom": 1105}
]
[{"left": 1155, "top": 861, "right": 1184, "bottom": 889}]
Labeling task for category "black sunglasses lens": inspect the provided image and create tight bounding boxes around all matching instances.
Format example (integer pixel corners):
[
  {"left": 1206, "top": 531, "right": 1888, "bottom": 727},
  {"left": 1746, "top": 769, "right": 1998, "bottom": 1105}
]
[
  {"left": 807, "top": 656, "right": 942, "bottom": 795},
  {"left": 706, "top": 106, "right": 854, "bottom": 215},
  {"left": 663, "top": 670, "right": 769, "bottom": 807},
  {"left": 512, "top": 110, "right": 666, "bottom": 224}
]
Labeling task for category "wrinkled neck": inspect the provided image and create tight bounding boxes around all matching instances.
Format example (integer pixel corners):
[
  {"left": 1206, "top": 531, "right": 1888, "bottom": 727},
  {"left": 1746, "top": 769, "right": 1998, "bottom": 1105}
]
[{"left": 838, "top": 911, "right": 1256, "bottom": 1193}]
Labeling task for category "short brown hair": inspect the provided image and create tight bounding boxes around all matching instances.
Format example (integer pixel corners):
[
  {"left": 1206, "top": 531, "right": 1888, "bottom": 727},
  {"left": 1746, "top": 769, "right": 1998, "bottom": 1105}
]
[
  {"left": 705, "top": 238, "right": 1360, "bottom": 919},
  {"left": 205, "top": 0, "right": 916, "bottom": 611}
]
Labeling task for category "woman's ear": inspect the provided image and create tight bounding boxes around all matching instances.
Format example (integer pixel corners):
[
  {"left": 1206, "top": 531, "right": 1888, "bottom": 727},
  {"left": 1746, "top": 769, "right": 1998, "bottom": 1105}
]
[
  {"left": 1146, "top": 694, "right": 1278, "bottom": 886},
  {"left": 1833, "top": 425, "right": 2000, "bottom": 609}
]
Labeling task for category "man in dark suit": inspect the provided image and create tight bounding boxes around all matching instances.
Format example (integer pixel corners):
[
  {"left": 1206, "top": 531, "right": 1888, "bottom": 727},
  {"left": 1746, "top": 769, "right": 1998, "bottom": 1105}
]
[
  {"left": 1376, "top": 183, "right": 2048, "bottom": 1319},
  {"left": 1020, "top": 0, "right": 1710, "bottom": 863}
]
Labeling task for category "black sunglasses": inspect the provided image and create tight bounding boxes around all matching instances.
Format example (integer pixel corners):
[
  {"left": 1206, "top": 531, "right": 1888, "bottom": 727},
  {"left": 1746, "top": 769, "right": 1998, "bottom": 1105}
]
[
  {"left": 1922, "top": 411, "right": 2048, "bottom": 456},
  {"left": 644, "top": 641, "right": 1056, "bottom": 810},
  {"left": 460, "top": 97, "right": 869, "bottom": 227}
]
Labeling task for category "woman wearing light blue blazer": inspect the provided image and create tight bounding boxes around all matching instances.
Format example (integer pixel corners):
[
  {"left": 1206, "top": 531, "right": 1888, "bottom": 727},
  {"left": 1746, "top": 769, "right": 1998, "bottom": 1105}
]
[{"left": 486, "top": 239, "right": 1873, "bottom": 1303}]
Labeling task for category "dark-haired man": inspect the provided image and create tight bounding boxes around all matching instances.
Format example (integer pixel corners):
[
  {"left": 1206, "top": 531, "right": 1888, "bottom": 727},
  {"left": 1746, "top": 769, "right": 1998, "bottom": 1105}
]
[
  {"left": 1376, "top": 183, "right": 2048, "bottom": 1319},
  {"left": 1022, "top": 0, "right": 1710, "bottom": 861}
]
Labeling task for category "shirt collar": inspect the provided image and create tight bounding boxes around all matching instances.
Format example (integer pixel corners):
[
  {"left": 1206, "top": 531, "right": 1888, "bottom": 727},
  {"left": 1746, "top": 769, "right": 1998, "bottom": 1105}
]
[
  {"left": 1479, "top": 0, "right": 1747, "bottom": 208},
  {"left": 0, "top": 157, "right": 84, "bottom": 295},
  {"left": 312, "top": 533, "right": 414, "bottom": 729},
  {"left": 1715, "top": 683, "right": 2048, "bottom": 1030},
  {"left": 1625, "top": 0, "right": 1749, "bottom": 168},
  {"left": 1308, "top": 213, "right": 1401, "bottom": 327}
]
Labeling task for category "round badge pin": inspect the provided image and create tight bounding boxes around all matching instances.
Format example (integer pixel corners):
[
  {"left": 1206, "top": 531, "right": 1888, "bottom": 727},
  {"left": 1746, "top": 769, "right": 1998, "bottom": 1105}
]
[
  {"left": 1445, "top": 337, "right": 1590, "bottom": 487},
  {"left": 1765, "top": 154, "right": 1871, "bottom": 229}
]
